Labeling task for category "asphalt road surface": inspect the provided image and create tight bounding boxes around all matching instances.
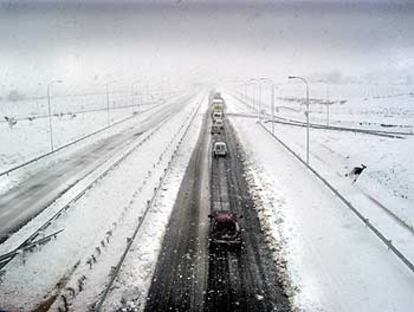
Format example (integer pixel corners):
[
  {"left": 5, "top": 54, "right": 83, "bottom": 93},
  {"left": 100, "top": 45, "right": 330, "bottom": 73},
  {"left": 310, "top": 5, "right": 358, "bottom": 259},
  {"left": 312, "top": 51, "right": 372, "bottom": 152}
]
[
  {"left": 0, "top": 94, "right": 194, "bottom": 242},
  {"left": 144, "top": 112, "right": 211, "bottom": 311},
  {"left": 145, "top": 111, "right": 290, "bottom": 312}
]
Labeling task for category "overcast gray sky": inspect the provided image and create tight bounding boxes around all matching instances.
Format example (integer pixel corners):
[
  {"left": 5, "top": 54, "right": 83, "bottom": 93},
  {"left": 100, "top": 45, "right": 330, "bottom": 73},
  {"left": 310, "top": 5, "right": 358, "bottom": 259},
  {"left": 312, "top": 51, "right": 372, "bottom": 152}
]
[{"left": 1, "top": 0, "right": 413, "bottom": 95}]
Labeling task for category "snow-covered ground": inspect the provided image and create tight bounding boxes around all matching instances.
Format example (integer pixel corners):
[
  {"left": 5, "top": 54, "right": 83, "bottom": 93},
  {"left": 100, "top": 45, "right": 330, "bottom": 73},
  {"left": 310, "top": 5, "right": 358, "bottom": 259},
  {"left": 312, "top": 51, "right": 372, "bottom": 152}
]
[
  {"left": 0, "top": 90, "right": 181, "bottom": 173},
  {"left": 234, "top": 82, "right": 414, "bottom": 268},
  {"left": 246, "top": 82, "right": 414, "bottom": 131},
  {"left": 235, "top": 83, "right": 414, "bottom": 227},
  {"left": 1, "top": 82, "right": 413, "bottom": 311},
  {"left": 0, "top": 92, "right": 206, "bottom": 311},
  {"left": 226, "top": 90, "right": 414, "bottom": 311},
  {"left": 0, "top": 90, "right": 191, "bottom": 198}
]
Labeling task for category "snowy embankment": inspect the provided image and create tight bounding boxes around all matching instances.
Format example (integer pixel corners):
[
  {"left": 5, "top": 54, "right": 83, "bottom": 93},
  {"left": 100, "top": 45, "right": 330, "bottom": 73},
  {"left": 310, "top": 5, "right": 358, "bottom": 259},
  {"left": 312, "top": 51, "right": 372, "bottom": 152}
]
[
  {"left": 226, "top": 95, "right": 414, "bottom": 311},
  {"left": 0, "top": 93, "right": 206, "bottom": 311}
]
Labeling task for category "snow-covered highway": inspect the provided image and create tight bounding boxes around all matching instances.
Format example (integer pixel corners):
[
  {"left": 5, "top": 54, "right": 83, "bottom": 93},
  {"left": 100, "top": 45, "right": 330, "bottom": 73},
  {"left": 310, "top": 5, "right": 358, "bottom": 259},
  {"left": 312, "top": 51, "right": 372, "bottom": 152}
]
[
  {"left": 1, "top": 1, "right": 414, "bottom": 311},
  {"left": 0, "top": 87, "right": 413, "bottom": 311},
  {"left": 0, "top": 93, "right": 194, "bottom": 243},
  {"left": 0, "top": 92, "right": 203, "bottom": 311}
]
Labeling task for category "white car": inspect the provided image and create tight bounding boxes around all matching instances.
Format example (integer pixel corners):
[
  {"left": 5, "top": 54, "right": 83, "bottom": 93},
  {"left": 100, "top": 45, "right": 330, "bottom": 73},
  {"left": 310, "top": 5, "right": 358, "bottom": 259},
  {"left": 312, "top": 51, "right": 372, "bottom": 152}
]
[
  {"left": 213, "top": 141, "right": 227, "bottom": 157},
  {"left": 213, "top": 111, "right": 223, "bottom": 120},
  {"left": 214, "top": 118, "right": 224, "bottom": 129}
]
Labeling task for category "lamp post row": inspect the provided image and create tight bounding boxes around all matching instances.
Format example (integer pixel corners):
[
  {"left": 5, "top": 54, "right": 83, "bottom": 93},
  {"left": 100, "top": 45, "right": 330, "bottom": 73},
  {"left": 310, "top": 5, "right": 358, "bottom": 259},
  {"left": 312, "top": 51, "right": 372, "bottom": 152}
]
[
  {"left": 47, "top": 80, "right": 63, "bottom": 152},
  {"left": 288, "top": 76, "right": 310, "bottom": 165},
  {"left": 244, "top": 76, "right": 310, "bottom": 165},
  {"left": 46, "top": 79, "right": 150, "bottom": 153},
  {"left": 105, "top": 80, "right": 117, "bottom": 127}
]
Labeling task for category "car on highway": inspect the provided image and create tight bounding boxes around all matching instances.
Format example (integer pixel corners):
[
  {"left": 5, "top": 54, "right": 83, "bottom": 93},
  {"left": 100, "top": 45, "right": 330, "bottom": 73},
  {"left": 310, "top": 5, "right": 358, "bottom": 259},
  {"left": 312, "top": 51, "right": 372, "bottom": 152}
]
[
  {"left": 211, "top": 124, "right": 221, "bottom": 135},
  {"left": 213, "top": 141, "right": 227, "bottom": 157},
  {"left": 212, "top": 111, "right": 223, "bottom": 120},
  {"left": 208, "top": 211, "right": 242, "bottom": 247},
  {"left": 213, "top": 91, "right": 222, "bottom": 99},
  {"left": 212, "top": 97, "right": 225, "bottom": 109},
  {"left": 213, "top": 118, "right": 224, "bottom": 129}
]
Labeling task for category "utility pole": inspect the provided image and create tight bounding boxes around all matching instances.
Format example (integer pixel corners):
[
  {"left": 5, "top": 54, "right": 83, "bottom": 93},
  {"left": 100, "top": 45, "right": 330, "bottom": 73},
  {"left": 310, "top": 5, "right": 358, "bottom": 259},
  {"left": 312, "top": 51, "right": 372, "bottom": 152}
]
[{"left": 259, "top": 78, "right": 276, "bottom": 134}]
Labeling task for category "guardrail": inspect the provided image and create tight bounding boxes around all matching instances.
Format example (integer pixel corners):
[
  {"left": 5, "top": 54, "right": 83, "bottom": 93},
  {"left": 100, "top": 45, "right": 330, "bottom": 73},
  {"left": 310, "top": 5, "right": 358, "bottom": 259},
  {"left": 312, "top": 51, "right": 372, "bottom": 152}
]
[
  {"left": 0, "top": 104, "right": 180, "bottom": 270},
  {"left": 265, "top": 116, "right": 409, "bottom": 138},
  {"left": 0, "top": 96, "right": 184, "bottom": 178},
  {"left": 233, "top": 91, "right": 414, "bottom": 274},
  {"left": 0, "top": 100, "right": 160, "bottom": 123},
  {"left": 258, "top": 122, "right": 414, "bottom": 274},
  {"left": 233, "top": 93, "right": 411, "bottom": 138},
  {"left": 0, "top": 229, "right": 64, "bottom": 265}
]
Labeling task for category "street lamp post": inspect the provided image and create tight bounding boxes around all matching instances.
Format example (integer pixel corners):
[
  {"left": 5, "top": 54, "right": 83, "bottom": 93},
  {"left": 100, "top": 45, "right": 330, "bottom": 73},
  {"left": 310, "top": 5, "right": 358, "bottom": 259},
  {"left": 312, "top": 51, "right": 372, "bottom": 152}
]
[
  {"left": 35, "top": 83, "right": 42, "bottom": 114},
  {"left": 258, "top": 83, "right": 262, "bottom": 121},
  {"left": 251, "top": 83, "right": 256, "bottom": 109},
  {"left": 318, "top": 79, "right": 330, "bottom": 126},
  {"left": 244, "top": 81, "right": 253, "bottom": 107},
  {"left": 271, "top": 84, "right": 275, "bottom": 134},
  {"left": 288, "top": 76, "right": 310, "bottom": 164},
  {"left": 326, "top": 82, "right": 330, "bottom": 127},
  {"left": 47, "top": 79, "right": 63, "bottom": 152},
  {"left": 260, "top": 78, "right": 276, "bottom": 135},
  {"left": 146, "top": 82, "right": 150, "bottom": 103},
  {"left": 248, "top": 78, "right": 261, "bottom": 120},
  {"left": 105, "top": 81, "right": 117, "bottom": 126},
  {"left": 131, "top": 80, "right": 140, "bottom": 107}
]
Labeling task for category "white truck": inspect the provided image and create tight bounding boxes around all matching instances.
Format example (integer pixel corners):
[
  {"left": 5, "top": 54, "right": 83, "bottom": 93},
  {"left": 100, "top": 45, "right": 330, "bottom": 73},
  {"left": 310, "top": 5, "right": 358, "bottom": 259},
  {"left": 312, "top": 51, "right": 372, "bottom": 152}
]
[{"left": 213, "top": 141, "right": 227, "bottom": 157}]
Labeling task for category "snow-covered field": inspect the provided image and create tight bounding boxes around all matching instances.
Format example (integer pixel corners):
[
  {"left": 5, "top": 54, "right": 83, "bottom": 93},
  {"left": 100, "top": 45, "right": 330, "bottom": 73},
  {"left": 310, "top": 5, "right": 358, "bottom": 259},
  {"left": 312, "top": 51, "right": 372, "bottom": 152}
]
[
  {"left": 0, "top": 89, "right": 192, "bottom": 198},
  {"left": 0, "top": 92, "right": 206, "bottom": 311},
  {"left": 226, "top": 86, "right": 414, "bottom": 311},
  {"left": 0, "top": 91, "right": 177, "bottom": 173},
  {"left": 272, "top": 82, "right": 414, "bottom": 129},
  {"left": 235, "top": 83, "right": 414, "bottom": 226},
  {"left": 1, "top": 81, "right": 413, "bottom": 311}
]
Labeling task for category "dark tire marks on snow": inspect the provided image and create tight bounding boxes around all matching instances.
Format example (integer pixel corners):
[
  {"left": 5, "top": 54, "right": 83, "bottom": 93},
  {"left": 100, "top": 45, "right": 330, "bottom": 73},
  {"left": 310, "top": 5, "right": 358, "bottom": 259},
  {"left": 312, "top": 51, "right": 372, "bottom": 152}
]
[
  {"left": 205, "top": 120, "right": 290, "bottom": 312},
  {"left": 145, "top": 113, "right": 291, "bottom": 312},
  {"left": 144, "top": 113, "right": 210, "bottom": 312}
]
